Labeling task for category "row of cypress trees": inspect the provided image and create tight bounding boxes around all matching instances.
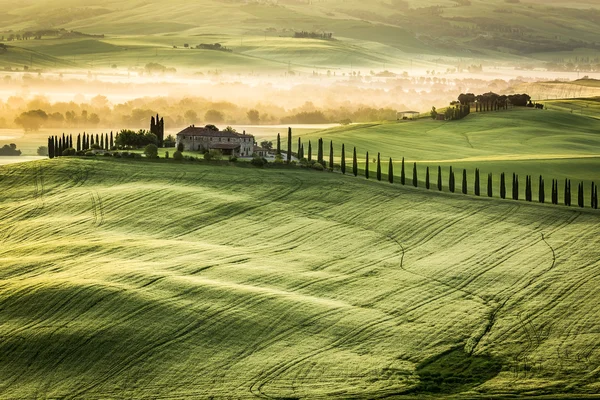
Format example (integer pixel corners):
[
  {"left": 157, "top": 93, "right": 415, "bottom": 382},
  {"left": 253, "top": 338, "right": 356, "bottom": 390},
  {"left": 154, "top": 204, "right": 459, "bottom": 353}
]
[
  {"left": 301, "top": 135, "right": 599, "bottom": 210},
  {"left": 48, "top": 132, "right": 114, "bottom": 159}
]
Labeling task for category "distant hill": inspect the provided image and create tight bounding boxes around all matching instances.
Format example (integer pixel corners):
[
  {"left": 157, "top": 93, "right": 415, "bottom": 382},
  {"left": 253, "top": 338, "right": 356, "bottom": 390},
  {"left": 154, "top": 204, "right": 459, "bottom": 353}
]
[{"left": 1, "top": 0, "right": 600, "bottom": 70}]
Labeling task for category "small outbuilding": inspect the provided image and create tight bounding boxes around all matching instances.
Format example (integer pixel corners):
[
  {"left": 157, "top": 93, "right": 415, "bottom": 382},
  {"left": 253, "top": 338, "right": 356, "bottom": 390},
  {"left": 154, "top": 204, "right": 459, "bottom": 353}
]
[{"left": 397, "top": 111, "right": 420, "bottom": 120}]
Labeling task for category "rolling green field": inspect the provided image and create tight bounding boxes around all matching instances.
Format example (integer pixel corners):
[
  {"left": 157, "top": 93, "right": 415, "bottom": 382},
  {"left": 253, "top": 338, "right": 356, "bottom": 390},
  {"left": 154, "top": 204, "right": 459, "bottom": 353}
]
[
  {"left": 2, "top": 0, "right": 600, "bottom": 71},
  {"left": 295, "top": 108, "right": 600, "bottom": 204},
  {"left": 0, "top": 157, "right": 598, "bottom": 398}
]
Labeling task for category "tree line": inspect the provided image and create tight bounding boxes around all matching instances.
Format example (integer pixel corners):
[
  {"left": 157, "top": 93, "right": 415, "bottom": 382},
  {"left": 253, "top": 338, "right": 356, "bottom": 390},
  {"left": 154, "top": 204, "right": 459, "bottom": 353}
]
[{"left": 279, "top": 129, "right": 599, "bottom": 210}]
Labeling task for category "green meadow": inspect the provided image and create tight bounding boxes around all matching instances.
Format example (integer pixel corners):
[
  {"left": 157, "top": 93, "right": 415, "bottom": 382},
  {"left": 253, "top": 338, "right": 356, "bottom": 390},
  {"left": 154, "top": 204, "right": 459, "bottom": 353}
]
[
  {"left": 0, "top": 157, "right": 598, "bottom": 398},
  {"left": 294, "top": 107, "right": 600, "bottom": 203}
]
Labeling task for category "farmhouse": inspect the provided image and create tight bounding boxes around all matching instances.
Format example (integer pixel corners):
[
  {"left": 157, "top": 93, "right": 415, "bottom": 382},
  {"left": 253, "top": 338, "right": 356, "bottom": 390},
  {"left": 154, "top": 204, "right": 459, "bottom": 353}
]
[{"left": 176, "top": 126, "right": 255, "bottom": 156}]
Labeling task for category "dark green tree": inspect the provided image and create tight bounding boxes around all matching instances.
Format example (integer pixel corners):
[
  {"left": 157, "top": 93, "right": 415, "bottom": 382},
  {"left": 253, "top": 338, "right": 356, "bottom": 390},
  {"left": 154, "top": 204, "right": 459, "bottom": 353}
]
[
  {"left": 449, "top": 166, "right": 455, "bottom": 193},
  {"left": 474, "top": 168, "right": 480, "bottom": 196},
  {"left": 287, "top": 127, "right": 292, "bottom": 163},
  {"left": 578, "top": 182, "right": 584, "bottom": 208},
  {"left": 69, "top": 134, "right": 73, "bottom": 149},
  {"left": 277, "top": 133, "right": 281, "bottom": 155},
  {"left": 297, "top": 137, "right": 301, "bottom": 158},
  {"left": 376, "top": 153, "right": 382, "bottom": 181},
  {"left": 48, "top": 137, "right": 54, "bottom": 159},
  {"left": 365, "top": 151, "right": 369, "bottom": 179},
  {"left": 539, "top": 176, "right": 545, "bottom": 203},
  {"left": 101, "top": 134, "right": 104, "bottom": 149},
  {"left": 329, "top": 140, "right": 334, "bottom": 170},
  {"left": 77, "top": 134, "right": 81, "bottom": 152},
  {"left": 353, "top": 147, "right": 358, "bottom": 177},
  {"left": 500, "top": 172, "right": 506, "bottom": 199},
  {"left": 110, "top": 131, "right": 114, "bottom": 148},
  {"left": 318, "top": 138, "right": 323, "bottom": 164},
  {"left": 462, "top": 169, "right": 467, "bottom": 194},
  {"left": 487, "top": 173, "right": 493, "bottom": 197},
  {"left": 105, "top": 133, "right": 109, "bottom": 150},
  {"left": 425, "top": 166, "right": 430, "bottom": 189},
  {"left": 341, "top": 144, "right": 346, "bottom": 174},
  {"left": 401, "top": 157, "right": 406, "bottom": 185},
  {"left": 308, "top": 140, "right": 312, "bottom": 161},
  {"left": 413, "top": 162, "right": 418, "bottom": 187},
  {"left": 437, "top": 166, "right": 442, "bottom": 191},
  {"left": 564, "top": 179, "right": 569, "bottom": 206},
  {"left": 96, "top": 134, "right": 99, "bottom": 147},
  {"left": 388, "top": 158, "right": 393, "bottom": 184}
]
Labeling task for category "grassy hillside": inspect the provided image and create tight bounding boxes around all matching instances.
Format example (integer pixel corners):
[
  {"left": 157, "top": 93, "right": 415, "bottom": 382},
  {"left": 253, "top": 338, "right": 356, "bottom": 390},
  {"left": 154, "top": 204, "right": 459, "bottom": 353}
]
[
  {"left": 2, "top": 0, "right": 600, "bottom": 71},
  {"left": 295, "top": 108, "right": 600, "bottom": 202},
  {"left": 0, "top": 157, "right": 598, "bottom": 398}
]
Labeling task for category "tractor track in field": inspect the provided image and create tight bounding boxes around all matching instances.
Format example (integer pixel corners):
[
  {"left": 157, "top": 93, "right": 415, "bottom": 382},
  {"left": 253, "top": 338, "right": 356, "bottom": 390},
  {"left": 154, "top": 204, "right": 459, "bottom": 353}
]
[
  {"left": 172, "top": 172, "right": 303, "bottom": 239},
  {"left": 89, "top": 191, "right": 104, "bottom": 228}
]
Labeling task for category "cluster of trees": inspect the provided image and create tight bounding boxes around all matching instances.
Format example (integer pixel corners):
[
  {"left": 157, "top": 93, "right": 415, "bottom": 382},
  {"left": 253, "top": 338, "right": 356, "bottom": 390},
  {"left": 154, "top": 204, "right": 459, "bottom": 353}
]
[
  {"left": 115, "top": 129, "right": 162, "bottom": 148},
  {"left": 455, "top": 92, "right": 534, "bottom": 113},
  {"left": 13, "top": 109, "right": 101, "bottom": 131},
  {"left": 195, "top": 43, "right": 232, "bottom": 52},
  {"left": 293, "top": 31, "right": 333, "bottom": 39},
  {"left": 0, "top": 143, "right": 21, "bottom": 156},
  {"left": 48, "top": 132, "right": 115, "bottom": 158}
]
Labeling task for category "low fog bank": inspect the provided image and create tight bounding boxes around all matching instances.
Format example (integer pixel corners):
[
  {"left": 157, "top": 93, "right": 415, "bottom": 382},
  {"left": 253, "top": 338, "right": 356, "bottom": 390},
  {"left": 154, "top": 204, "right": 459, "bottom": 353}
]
[{"left": 1, "top": 69, "right": 598, "bottom": 132}]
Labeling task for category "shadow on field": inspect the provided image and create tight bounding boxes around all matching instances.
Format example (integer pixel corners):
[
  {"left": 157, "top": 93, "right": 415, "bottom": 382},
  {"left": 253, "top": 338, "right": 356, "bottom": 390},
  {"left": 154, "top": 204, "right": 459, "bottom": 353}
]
[{"left": 412, "top": 347, "right": 502, "bottom": 394}]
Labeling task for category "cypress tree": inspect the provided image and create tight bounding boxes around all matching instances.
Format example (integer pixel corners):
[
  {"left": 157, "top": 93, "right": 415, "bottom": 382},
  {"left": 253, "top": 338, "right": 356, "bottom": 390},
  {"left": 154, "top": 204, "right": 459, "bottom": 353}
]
[
  {"left": 308, "top": 140, "right": 312, "bottom": 162},
  {"left": 69, "top": 134, "right": 73, "bottom": 149},
  {"left": 462, "top": 169, "right": 467, "bottom": 194},
  {"left": 276, "top": 133, "right": 281, "bottom": 155},
  {"left": 353, "top": 147, "right": 358, "bottom": 177},
  {"left": 329, "top": 140, "right": 334, "bottom": 170},
  {"left": 500, "top": 172, "right": 506, "bottom": 199},
  {"left": 376, "top": 153, "right": 382, "bottom": 181},
  {"left": 62, "top": 133, "right": 65, "bottom": 150},
  {"left": 401, "top": 157, "right": 405, "bottom": 185},
  {"left": 388, "top": 158, "right": 393, "bottom": 184},
  {"left": 317, "top": 138, "right": 323, "bottom": 164},
  {"left": 365, "top": 151, "right": 369, "bottom": 179},
  {"left": 110, "top": 131, "right": 113, "bottom": 149},
  {"left": 425, "top": 166, "right": 430, "bottom": 189},
  {"left": 539, "top": 176, "right": 545, "bottom": 203},
  {"left": 105, "top": 133, "right": 109, "bottom": 150},
  {"left": 96, "top": 134, "right": 99, "bottom": 147},
  {"left": 287, "top": 127, "right": 292, "bottom": 163},
  {"left": 595, "top": 185, "right": 598, "bottom": 209},
  {"left": 512, "top": 173, "right": 519, "bottom": 200},
  {"left": 77, "top": 134, "right": 81, "bottom": 152},
  {"left": 578, "top": 182, "right": 584, "bottom": 208},
  {"left": 591, "top": 182, "right": 595, "bottom": 209},
  {"left": 449, "top": 166, "right": 455, "bottom": 193},
  {"left": 525, "top": 176, "right": 531, "bottom": 201},
  {"left": 474, "top": 168, "right": 480, "bottom": 196},
  {"left": 91, "top": 134, "right": 95, "bottom": 147},
  {"left": 564, "top": 179, "right": 569, "bottom": 206},
  {"left": 300, "top": 144, "right": 304, "bottom": 159},
  {"left": 412, "top": 162, "right": 418, "bottom": 187},
  {"left": 54, "top": 136, "right": 58, "bottom": 157},
  {"left": 297, "top": 137, "right": 301, "bottom": 158},
  {"left": 341, "top": 144, "right": 346, "bottom": 174},
  {"left": 437, "top": 166, "right": 442, "bottom": 191},
  {"left": 48, "top": 137, "right": 54, "bottom": 159},
  {"left": 487, "top": 173, "right": 493, "bottom": 197},
  {"left": 101, "top": 134, "right": 104, "bottom": 149}
]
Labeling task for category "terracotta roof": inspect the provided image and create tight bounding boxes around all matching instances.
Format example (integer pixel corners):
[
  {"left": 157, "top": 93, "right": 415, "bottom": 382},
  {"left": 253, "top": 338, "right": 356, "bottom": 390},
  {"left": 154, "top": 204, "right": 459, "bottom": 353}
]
[{"left": 176, "top": 126, "right": 253, "bottom": 138}]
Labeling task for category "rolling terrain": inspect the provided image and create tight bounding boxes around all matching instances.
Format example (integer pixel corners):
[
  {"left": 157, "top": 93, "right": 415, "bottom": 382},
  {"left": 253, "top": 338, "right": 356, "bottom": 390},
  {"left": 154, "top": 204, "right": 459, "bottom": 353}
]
[
  {"left": 295, "top": 107, "right": 600, "bottom": 203},
  {"left": 2, "top": 0, "right": 600, "bottom": 71},
  {"left": 0, "top": 157, "right": 598, "bottom": 398}
]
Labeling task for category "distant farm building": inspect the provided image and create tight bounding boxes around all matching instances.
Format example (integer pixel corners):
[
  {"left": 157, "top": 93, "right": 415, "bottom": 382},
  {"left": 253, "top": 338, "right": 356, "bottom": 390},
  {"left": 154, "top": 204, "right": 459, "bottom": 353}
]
[
  {"left": 176, "top": 126, "right": 255, "bottom": 156},
  {"left": 253, "top": 145, "right": 269, "bottom": 157},
  {"left": 398, "top": 111, "right": 420, "bottom": 120}
]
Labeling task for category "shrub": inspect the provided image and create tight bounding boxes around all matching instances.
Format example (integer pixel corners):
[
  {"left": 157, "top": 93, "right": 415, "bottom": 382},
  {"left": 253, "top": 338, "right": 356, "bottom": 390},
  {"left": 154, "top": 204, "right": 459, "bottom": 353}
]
[
  {"left": 85, "top": 151, "right": 95, "bottom": 157},
  {"left": 121, "top": 151, "right": 130, "bottom": 157},
  {"left": 173, "top": 150, "right": 183, "bottom": 160},
  {"left": 103, "top": 152, "right": 112, "bottom": 157},
  {"left": 311, "top": 162, "right": 324, "bottom": 171},
  {"left": 229, "top": 156, "right": 238, "bottom": 162},
  {"left": 91, "top": 144, "right": 102, "bottom": 150},
  {"left": 37, "top": 146, "right": 48, "bottom": 156},
  {"left": 144, "top": 143, "right": 159, "bottom": 158},
  {"left": 62, "top": 147, "right": 76, "bottom": 156},
  {"left": 204, "top": 149, "right": 223, "bottom": 161},
  {"left": 176, "top": 142, "right": 184, "bottom": 152},
  {"left": 274, "top": 154, "right": 284, "bottom": 164},
  {"left": 113, "top": 152, "right": 122, "bottom": 158},
  {"left": 250, "top": 156, "right": 265, "bottom": 167}
]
